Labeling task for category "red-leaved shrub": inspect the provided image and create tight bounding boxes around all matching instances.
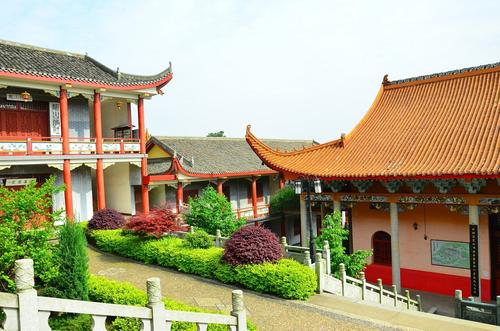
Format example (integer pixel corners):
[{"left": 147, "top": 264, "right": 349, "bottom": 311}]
[
  {"left": 125, "top": 207, "right": 185, "bottom": 238},
  {"left": 88, "top": 208, "right": 126, "bottom": 230},
  {"left": 223, "top": 225, "right": 283, "bottom": 265}
]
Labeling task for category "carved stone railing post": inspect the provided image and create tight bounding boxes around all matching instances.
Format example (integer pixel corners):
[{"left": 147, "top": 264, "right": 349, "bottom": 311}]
[
  {"left": 360, "top": 272, "right": 366, "bottom": 300},
  {"left": 404, "top": 290, "right": 411, "bottom": 309},
  {"left": 496, "top": 296, "right": 500, "bottom": 325},
  {"left": 315, "top": 253, "right": 324, "bottom": 294},
  {"left": 416, "top": 294, "right": 422, "bottom": 312},
  {"left": 215, "top": 229, "right": 221, "bottom": 248},
  {"left": 322, "top": 241, "right": 331, "bottom": 275},
  {"left": 392, "top": 285, "right": 398, "bottom": 307},
  {"left": 231, "top": 290, "right": 247, "bottom": 331},
  {"left": 377, "top": 278, "right": 383, "bottom": 304},
  {"left": 339, "top": 263, "right": 346, "bottom": 296},
  {"left": 147, "top": 277, "right": 165, "bottom": 330},
  {"left": 303, "top": 250, "right": 311, "bottom": 267},
  {"left": 280, "top": 236, "right": 287, "bottom": 258},
  {"left": 15, "top": 259, "right": 39, "bottom": 331},
  {"left": 455, "top": 290, "right": 463, "bottom": 319}
]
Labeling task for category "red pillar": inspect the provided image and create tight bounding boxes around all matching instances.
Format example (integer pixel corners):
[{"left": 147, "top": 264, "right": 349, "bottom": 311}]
[
  {"left": 94, "top": 92, "right": 105, "bottom": 210},
  {"left": 177, "top": 182, "right": 183, "bottom": 213},
  {"left": 60, "top": 88, "right": 70, "bottom": 154},
  {"left": 138, "top": 96, "right": 149, "bottom": 214},
  {"left": 279, "top": 177, "right": 285, "bottom": 189},
  {"left": 251, "top": 177, "right": 258, "bottom": 219},
  {"left": 217, "top": 179, "right": 223, "bottom": 194},
  {"left": 60, "top": 88, "right": 73, "bottom": 220}
]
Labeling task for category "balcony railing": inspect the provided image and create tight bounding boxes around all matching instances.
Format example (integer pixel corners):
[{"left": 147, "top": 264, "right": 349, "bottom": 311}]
[
  {"left": 236, "top": 204, "right": 270, "bottom": 219},
  {"left": 0, "top": 136, "right": 141, "bottom": 156}
]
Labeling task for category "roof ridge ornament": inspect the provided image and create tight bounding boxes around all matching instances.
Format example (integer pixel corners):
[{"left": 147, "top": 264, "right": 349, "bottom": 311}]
[{"left": 382, "top": 74, "right": 390, "bottom": 85}]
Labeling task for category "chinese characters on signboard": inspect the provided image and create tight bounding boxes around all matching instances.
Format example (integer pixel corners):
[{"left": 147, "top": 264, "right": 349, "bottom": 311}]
[{"left": 469, "top": 224, "right": 480, "bottom": 297}]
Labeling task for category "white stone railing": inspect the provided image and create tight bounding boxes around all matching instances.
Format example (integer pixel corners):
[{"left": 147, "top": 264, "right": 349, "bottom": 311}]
[
  {"left": 0, "top": 259, "right": 247, "bottom": 331},
  {"left": 279, "top": 237, "right": 421, "bottom": 311},
  {"left": 0, "top": 137, "right": 141, "bottom": 156}
]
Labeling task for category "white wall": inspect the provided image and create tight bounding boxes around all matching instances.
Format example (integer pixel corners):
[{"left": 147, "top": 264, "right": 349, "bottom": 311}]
[
  {"left": 104, "top": 162, "right": 133, "bottom": 214},
  {"left": 101, "top": 99, "right": 129, "bottom": 138},
  {"left": 71, "top": 166, "right": 93, "bottom": 221}
]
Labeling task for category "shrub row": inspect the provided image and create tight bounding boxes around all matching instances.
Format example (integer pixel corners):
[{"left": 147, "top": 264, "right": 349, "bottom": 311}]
[{"left": 90, "top": 230, "right": 317, "bottom": 300}]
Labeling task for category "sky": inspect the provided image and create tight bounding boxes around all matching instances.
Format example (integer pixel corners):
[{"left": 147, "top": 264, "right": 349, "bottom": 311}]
[{"left": 1, "top": 0, "right": 500, "bottom": 142}]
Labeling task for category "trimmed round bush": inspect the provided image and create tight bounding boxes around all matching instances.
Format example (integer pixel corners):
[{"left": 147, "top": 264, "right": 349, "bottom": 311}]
[
  {"left": 185, "top": 230, "right": 213, "bottom": 249},
  {"left": 223, "top": 226, "right": 282, "bottom": 265},
  {"left": 88, "top": 208, "right": 125, "bottom": 230}
]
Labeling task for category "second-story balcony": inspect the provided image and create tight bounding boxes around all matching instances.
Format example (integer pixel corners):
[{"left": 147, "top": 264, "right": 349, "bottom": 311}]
[{"left": 0, "top": 136, "right": 141, "bottom": 156}]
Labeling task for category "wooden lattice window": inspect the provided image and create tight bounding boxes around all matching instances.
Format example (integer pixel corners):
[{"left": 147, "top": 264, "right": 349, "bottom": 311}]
[{"left": 373, "top": 231, "right": 391, "bottom": 265}]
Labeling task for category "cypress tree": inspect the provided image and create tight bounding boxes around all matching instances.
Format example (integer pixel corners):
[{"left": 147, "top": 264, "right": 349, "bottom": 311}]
[{"left": 57, "top": 222, "right": 89, "bottom": 300}]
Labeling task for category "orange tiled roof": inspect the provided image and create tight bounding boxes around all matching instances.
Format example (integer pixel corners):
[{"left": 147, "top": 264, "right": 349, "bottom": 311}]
[{"left": 246, "top": 63, "right": 500, "bottom": 180}]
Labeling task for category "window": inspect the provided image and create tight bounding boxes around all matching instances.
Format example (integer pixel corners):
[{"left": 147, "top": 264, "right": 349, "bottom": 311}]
[{"left": 372, "top": 231, "right": 391, "bottom": 265}]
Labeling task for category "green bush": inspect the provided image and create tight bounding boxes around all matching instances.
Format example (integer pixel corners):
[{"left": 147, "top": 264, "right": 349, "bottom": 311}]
[
  {"left": 0, "top": 177, "right": 62, "bottom": 292},
  {"left": 90, "top": 230, "right": 316, "bottom": 300},
  {"left": 184, "top": 230, "right": 213, "bottom": 249},
  {"left": 269, "top": 186, "right": 299, "bottom": 213},
  {"left": 88, "top": 275, "right": 257, "bottom": 331},
  {"left": 184, "top": 186, "right": 245, "bottom": 236},
  {"left": 48, "top": 314, "right": 92, "bottom": 331},
  {"left": 56, "top": 221, "right": 89, "bottom": 300},
  {"left": 316, "top": 211, "right": 372, "bottom": 277}
]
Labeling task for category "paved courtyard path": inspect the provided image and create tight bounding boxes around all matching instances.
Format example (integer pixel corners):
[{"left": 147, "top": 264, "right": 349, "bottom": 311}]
[{"left": 88, "top": 246, "right": 384, "bottom": 331}]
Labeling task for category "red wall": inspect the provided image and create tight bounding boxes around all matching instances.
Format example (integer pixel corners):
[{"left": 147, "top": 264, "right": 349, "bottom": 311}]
[{"left": 365, "top": 263, "right": 491, "bottom": 301}]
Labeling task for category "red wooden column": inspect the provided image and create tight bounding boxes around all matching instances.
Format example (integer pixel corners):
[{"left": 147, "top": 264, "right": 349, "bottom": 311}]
[
  {"left": 60, "top": 88, "right": 73, "bottom": 219},
  {"left": 94, "top": 91, "right": 105, "bottom": 210},
  {"left": 177, "top": 182, "right": 183, "bottom": 213},
  {"left": 138, "top": 96, "right": 150, "bottom": 214},
  {"left": 217, "top": 179, "right": 223, "bottom": 194},
  {"left": 279, "top": 177, "right": 285, "bottom": 189},
  {"left": 251, "top": 177, "right": 258, "bottom": 219}
]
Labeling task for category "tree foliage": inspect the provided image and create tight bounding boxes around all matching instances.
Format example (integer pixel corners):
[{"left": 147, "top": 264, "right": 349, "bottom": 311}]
[
  {"left": 269, "top": 186, "right": 299, "bottom": 213},
  {"left": 184, "top": 186, "right": 245, "bottom": 236},
  {"left": 206, "top": 131, "right": 225, "bottom": 137},
  {"left": 88, "top": 208, "right": 125, "bottom": 230},
  {"left": 0, "top": 177, "right": 62, "bottom": 292},
  {"left": 315, "top": 211, "right": 372, "bottom": 277},
  {"left": 223, "top": 225, "right": 282, "bottom": 265},
  {"left": 56, "top": 222, "right": 89, "bottom": 300},
  {"left": 125, "top": 207, "right": 185, "bottom": 238}
]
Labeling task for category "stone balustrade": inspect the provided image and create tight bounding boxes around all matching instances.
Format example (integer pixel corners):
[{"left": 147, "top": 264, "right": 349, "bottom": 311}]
[{"left": 0, "top": 259, "right": 247, "bottom": 331}]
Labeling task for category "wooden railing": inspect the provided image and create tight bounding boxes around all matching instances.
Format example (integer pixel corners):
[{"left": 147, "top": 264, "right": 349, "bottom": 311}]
[
  {"left": 455, "top": 290, "right": 500, "bottom": 326},
  {"left": 0, "top": 259, "right": 247, "bottom": 331},
  {"left": 0, "top": 136, "right": 141, "bottom": 155},
  {"left": 279, "top": 237, "right": 421, "bottom": 311}
]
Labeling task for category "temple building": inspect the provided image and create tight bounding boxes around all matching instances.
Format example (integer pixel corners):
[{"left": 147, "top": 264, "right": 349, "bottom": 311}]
[
  {"left": 246, "top": 63, "right": 500, "bottom": 301},
  {"left": 0, "top": 39, "right": 172, "bottom": 219},
  {"left": 145, "top": 136, "right": 314, "bottom": 232}
]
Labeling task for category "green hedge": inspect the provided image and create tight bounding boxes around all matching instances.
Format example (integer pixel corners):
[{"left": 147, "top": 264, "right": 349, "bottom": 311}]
[
  {"left": 91, "top": 230, "right": 316, "bottom": 300},
  {"left": 88, "top": 275, "right": 257, "bottom": 331}
]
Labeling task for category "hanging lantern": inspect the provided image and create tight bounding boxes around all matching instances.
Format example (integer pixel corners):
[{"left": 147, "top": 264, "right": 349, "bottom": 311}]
[
  {"left": 20, "top": 91, "right": 31, "bottom": 102},
  {"left": 116, "top": 101, "right": 123, "bottom": 110},
  {"left": 294, "top": 181, "right": 302, "bottom": 194},
  {"left": 313, "top": 179, "right": 322, "bottom": 193}
]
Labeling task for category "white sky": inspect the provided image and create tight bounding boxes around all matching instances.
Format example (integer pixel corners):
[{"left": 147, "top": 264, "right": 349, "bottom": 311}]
[{"left": 2, "top": 0, "right": 500, "bottom": 142}]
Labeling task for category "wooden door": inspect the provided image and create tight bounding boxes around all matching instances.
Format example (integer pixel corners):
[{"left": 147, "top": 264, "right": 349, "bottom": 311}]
[{"left": 0, "top": 103, "right": 49, "bottom": 137}]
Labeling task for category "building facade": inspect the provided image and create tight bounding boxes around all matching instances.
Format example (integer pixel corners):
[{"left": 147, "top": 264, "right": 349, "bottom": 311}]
[
  {"left": 146, "top": 136, "right": 314, "bottom": 237},
  {"left": 247, "top": 63, "right": 500, "bottom": 301},
  {"left": 0, "top": 40, "right": 172, "bottom": 220}
]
